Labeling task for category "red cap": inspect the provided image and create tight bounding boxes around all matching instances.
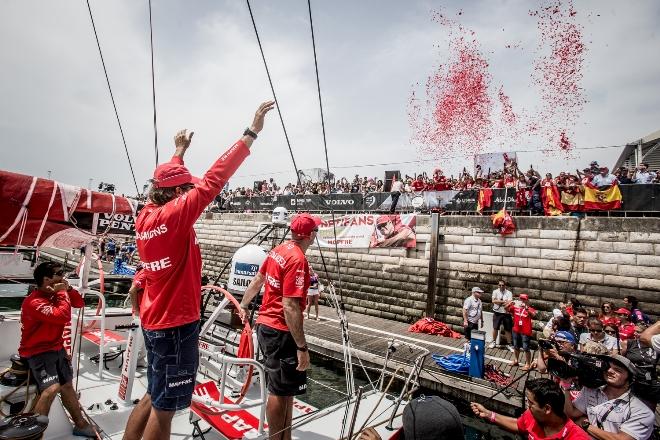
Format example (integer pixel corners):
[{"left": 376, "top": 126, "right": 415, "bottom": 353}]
[
  {"left": 152, "top": 162, "right": 200, "bottom": 188},
  {"left": 615, "top": 307, "right": 631, "bottom": 315},
  {"left": 290, "top": 213, "right": 322, "bottom": 237},
  {"left": 376, "top": 215, "right": 392, "bottom": 225},
  {"left": 519, "top": 294, "right": 529, "bottom": 300}
]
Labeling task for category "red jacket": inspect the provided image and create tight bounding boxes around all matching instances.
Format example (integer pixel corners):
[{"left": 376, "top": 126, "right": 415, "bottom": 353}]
[
  {"left": 136, "top": 140, "right": 249, "bottom": 330},
  {"left": 19, "top": 288, "right": 84, "bottom": 358}
]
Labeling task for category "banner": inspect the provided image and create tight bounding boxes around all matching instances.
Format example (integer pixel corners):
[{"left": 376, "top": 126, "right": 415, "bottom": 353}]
[
  {"left": 315, "top": 214, "right": 416, "bottom": 249},
  {"left": 474, "top": 151, "right": 517, "bottom": 175},
  {"left": 224, "top": 185, "right": 658, "bottom": 213}
]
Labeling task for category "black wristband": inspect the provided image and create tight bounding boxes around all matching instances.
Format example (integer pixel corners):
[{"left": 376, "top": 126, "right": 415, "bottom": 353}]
[
  {"left": 243, "top": 127, "right": 258, "bottom": 139},
  {"left": 296, "top": 344, "right": 308, "bottom": 352}
]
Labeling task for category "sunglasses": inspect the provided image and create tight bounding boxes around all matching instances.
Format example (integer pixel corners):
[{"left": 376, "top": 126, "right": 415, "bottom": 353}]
[
  {"left": 590, "top": 329, "right": 603, "bottom": 333},
  {"left": 605, "top": 330, "right": 616, "bottom": 335}
]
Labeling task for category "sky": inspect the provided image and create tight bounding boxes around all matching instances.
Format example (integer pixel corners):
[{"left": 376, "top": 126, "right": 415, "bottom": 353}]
[{"left": 1, "top": 0, "right": 659, "bottom": 195}]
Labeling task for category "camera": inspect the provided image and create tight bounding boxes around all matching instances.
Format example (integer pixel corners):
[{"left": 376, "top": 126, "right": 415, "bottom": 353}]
[
  {"left": 538, "top": 339, "right": 557, "bottom": 351},
  {"left": 547, "top": 353, "right": 608, "bottom": 389}
]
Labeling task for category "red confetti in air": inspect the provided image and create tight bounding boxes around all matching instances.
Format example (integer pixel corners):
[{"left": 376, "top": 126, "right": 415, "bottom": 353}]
[
  {"left": 409, "top": 11, "right": 493, "bottom": 159},
  {"left": 410, "top": 0, "right": 589, "bottom": 159}
]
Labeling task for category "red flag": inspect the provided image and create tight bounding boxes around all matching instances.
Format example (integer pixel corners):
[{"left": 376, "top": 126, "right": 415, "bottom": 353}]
[
  {"left": 477, "top": 188, "right": 493, "bottom": 213},
  {"left": 491, "top": 209, "right": 516, "bottom": 235},
  {"left": 540, "top": 180, "right": 564, "bottom": 216}
]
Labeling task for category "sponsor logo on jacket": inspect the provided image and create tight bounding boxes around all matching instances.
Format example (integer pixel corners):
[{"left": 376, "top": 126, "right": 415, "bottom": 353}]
[{"left": 136, "top": 224, "right": 168, "bottom": 240}]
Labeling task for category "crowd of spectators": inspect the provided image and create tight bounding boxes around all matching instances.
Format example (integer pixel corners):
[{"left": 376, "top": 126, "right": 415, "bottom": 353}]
[
  {"left": 463, "top": 282, "right": 659, "bottom": 439},
  {"left": 216, "top": 161, "right": 659, "bottom": 202}
]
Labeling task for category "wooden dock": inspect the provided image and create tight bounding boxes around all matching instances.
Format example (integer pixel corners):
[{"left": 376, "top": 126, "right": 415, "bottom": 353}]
[{"left": 304, "top": 305, "right": 538, "bottom": 413}]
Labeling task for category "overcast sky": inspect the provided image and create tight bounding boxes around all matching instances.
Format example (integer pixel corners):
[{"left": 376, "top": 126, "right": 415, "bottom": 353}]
[{"left": 1, "top": 0, "right": 659, "bottom": 195}]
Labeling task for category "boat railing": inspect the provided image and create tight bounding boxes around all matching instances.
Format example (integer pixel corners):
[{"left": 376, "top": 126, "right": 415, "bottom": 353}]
[
  {"left": 71, "top": 288, "right": 106, "bottom": 379},
  {"left": 193, "top": 349, "right": 267, "bottom": 435}
]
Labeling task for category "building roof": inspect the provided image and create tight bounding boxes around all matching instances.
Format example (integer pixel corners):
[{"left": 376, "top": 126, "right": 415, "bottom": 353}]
[{"left": 613, "top": 129, "right": 660, "bottom": 171}]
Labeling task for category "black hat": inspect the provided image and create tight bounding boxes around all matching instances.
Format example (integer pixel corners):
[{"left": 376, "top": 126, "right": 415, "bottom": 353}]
[{"left": 402, "top": 395, "right": 463, "bottom": 439}]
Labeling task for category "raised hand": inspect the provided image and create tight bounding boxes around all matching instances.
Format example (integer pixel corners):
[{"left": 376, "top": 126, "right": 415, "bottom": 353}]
[
  {"left": 250, "top": 101, "right": 276, "bottom": 134},
  {"left": 174, "top": 129, "right": 194, "bottom": 150}
]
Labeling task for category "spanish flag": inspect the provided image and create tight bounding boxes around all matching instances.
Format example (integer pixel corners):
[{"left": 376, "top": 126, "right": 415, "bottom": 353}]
[
  {"left": 541, "top": 184, "right": 564, "bottom": 216},
  {"left": 477, "top": 188, "right": 493, "bottom": 213},
  {"left": 491, "top": 208, "right": 516, "bottom": 235},
  {"left": 583, "top": 183, "right": 622, "bottom": 211},
  {"left": 561, "top": 189, "right": 584, "bottom": 212}
]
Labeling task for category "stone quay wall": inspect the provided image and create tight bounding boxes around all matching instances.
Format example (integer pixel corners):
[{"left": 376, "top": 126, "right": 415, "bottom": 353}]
[{"left": 195, "top": 213, "right": 660, "bottom": 333}]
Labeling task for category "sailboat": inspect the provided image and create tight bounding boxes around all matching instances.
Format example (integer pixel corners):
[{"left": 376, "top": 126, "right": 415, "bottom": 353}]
[{"left": 0, "top": 170, "right": 429, "bottom": 440}]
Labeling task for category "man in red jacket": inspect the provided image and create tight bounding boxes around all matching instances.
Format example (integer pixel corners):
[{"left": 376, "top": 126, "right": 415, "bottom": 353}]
[
  {"left": 123, "top": 101, "right": 274, "bottom": 440},
  {"left": 239, "top": 212, "right": 320, "bottom": 440},
  {"left": 19, "top": 261, "right": 96, "bottom": 437}
]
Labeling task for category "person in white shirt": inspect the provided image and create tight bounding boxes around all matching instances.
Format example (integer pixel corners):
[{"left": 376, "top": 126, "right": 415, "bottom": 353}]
[
  {"left": 579, "top": 318, "right": 618, "bottom": 353},
  {"left": 590, "top": 166, "right": 618, "bottom": 187},
  {"left": 463, "top": 287, "right": 484, "bottom": 340},
  {"left": 489, "top": 280, "right": 513, "bottom": 351},
  {"left": 640, "top": 321, "right": 660, "bottom": 355},
  {"left": 389, "top": 178, "right": 405, "bottom": 213},
  {"left": 564, "top": 355, "right": 655, "bottom": 440},
  {"left": 630, "top": 162, "right": 657, "bottom": 184}
]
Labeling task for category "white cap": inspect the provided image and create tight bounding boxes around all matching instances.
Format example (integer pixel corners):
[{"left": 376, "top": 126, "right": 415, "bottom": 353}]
[{"left": 472, "top": 287, "right": 484, "bottom": 293}]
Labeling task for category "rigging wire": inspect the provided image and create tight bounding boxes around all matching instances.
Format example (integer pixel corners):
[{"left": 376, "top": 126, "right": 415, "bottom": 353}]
[
  {"left": 84, "top": 0, "right": 141, "bottom": 196},
  {"left": 245, "top": 0, "right": 303, "bottom": 192},
  {"left": 307, "top": 0, "right": 344, "bottom": 303},
  {"left": 148, "top": 0, "right": 159, "bottom": 166}
]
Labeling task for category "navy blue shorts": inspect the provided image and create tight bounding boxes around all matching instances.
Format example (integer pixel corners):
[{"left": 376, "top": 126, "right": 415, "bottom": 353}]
[
  {"left": 26, "top": 349, "right": 73, "bottom": 392},
  {"left": 143, "top": 320, "right": 199, "bottom": 411}
]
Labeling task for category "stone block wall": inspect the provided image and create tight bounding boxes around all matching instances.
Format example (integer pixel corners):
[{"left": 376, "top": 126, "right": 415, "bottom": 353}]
[{"left": 195, "top": 213, "right": 660, "bottom": 333}]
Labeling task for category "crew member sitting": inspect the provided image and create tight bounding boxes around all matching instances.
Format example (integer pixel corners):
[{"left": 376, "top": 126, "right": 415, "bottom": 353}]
[{"left": 18, "top": 261, "right": 97, "bottom": 437}]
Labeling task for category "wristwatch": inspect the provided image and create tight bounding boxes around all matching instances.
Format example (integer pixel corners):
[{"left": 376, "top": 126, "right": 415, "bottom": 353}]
[
  {"left": 296, "top": 344, "right": 308, "bottom": 352},
  {"left": 243, "top": 127, "right": 258, "bottom": 139},
  {"left": 580, "top": 419, "right": 590, "bottom": 431}
]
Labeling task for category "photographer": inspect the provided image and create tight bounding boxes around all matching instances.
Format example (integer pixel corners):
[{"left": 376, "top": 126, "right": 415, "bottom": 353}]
[
  {"left": 564, "top": 355, "right": 655, "bottom": 440},
  {"left": 471, "top": 378, "right": 588, "bottom": 439}
]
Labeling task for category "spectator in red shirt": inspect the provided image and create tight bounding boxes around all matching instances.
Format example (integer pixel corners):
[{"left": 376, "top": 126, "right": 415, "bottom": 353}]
[
  {"left": 598, "top": 302, "right": 619, "bottom": 327},
  {"left": 508, "top": 293, "right": 537, "bottom": 371},
  {"left": 616, "top": 308, "right": 636, "bottom": 341},
  {"left": 471, "top": 378, "right": 588, "bottom": 439},
  {"left": 410, "top": 175, "right": 425, "bottom": 192},
  {"left": 124, "top": 101, "right": 274, "bottom": 440},
  {"left": 19, "top": 262, "right": 96, "bottom": 438},
  {"left": 239, "top": 213, "right": 321, "bottom": 440}
]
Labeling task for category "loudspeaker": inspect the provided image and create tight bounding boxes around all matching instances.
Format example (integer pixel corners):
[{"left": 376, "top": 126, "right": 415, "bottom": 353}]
[{"left": 384, "top": 170, "right": 401, "bottom": 192}]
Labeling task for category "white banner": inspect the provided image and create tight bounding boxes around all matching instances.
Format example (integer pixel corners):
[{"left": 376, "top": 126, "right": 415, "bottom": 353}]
[
  {"left": 474, "top": 151, "right": 518, "bottom": 175},
  {"left": 315, "top": 214, "right": 416, "bottom": 249}
]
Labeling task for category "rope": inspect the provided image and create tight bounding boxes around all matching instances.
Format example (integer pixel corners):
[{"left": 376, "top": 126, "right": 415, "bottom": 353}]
[
  {"left": 0, "top": 369, "right": 34, "bottom": 416},
  {"left": 307, "top": 0, "right": 344, "bottom": 303},
  {"left": 85, "top": 0, "right": 140, "bottom": 196},
  {"left": 147, "top": 0, "right": 159, "bottom": 166},
  {"left": 245, "top": 0, "right": 303, "bottom": 192}
]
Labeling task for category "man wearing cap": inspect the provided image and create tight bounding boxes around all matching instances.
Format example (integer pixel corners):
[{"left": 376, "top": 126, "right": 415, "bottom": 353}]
[
  {"left": 472, "top": 378, "right": 589, "bottom": 440},
  {"left": 239, "top": 212, "right": 321, "bottom": 439},
  {"left": 508, "top": 293, "right": 537, "bottom": 371},
  {"left": 463, "top": 287, "right": 484, "bottom": 341},
  {"left": 370, "top": 215, "right": 415, "bottom": 248},
  {"left": 123, "top": 101, "right": 275, "bottom": 440},
  {"left": 564, "top": 355, "right": 655, "bottom": 440},
  {"left": 615, "top": 308, "right": 636, "bottom": 340}
]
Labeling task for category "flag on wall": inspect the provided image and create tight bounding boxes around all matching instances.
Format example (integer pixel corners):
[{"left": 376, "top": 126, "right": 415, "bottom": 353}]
[
  {"left": 491, "top": 209, "right": 516, "bottom": 235},
  {"left": 541, "top": 184, "right": 564, "bottom": 216},
  {"left": 583, "top": 184, "right": 622, "bottom": 210},
  {"left": 561, "top": 189, "right": 584, "bottom": 212},
  {"left": 477, "top": 188, "right": 493, "bottom": 213}
]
